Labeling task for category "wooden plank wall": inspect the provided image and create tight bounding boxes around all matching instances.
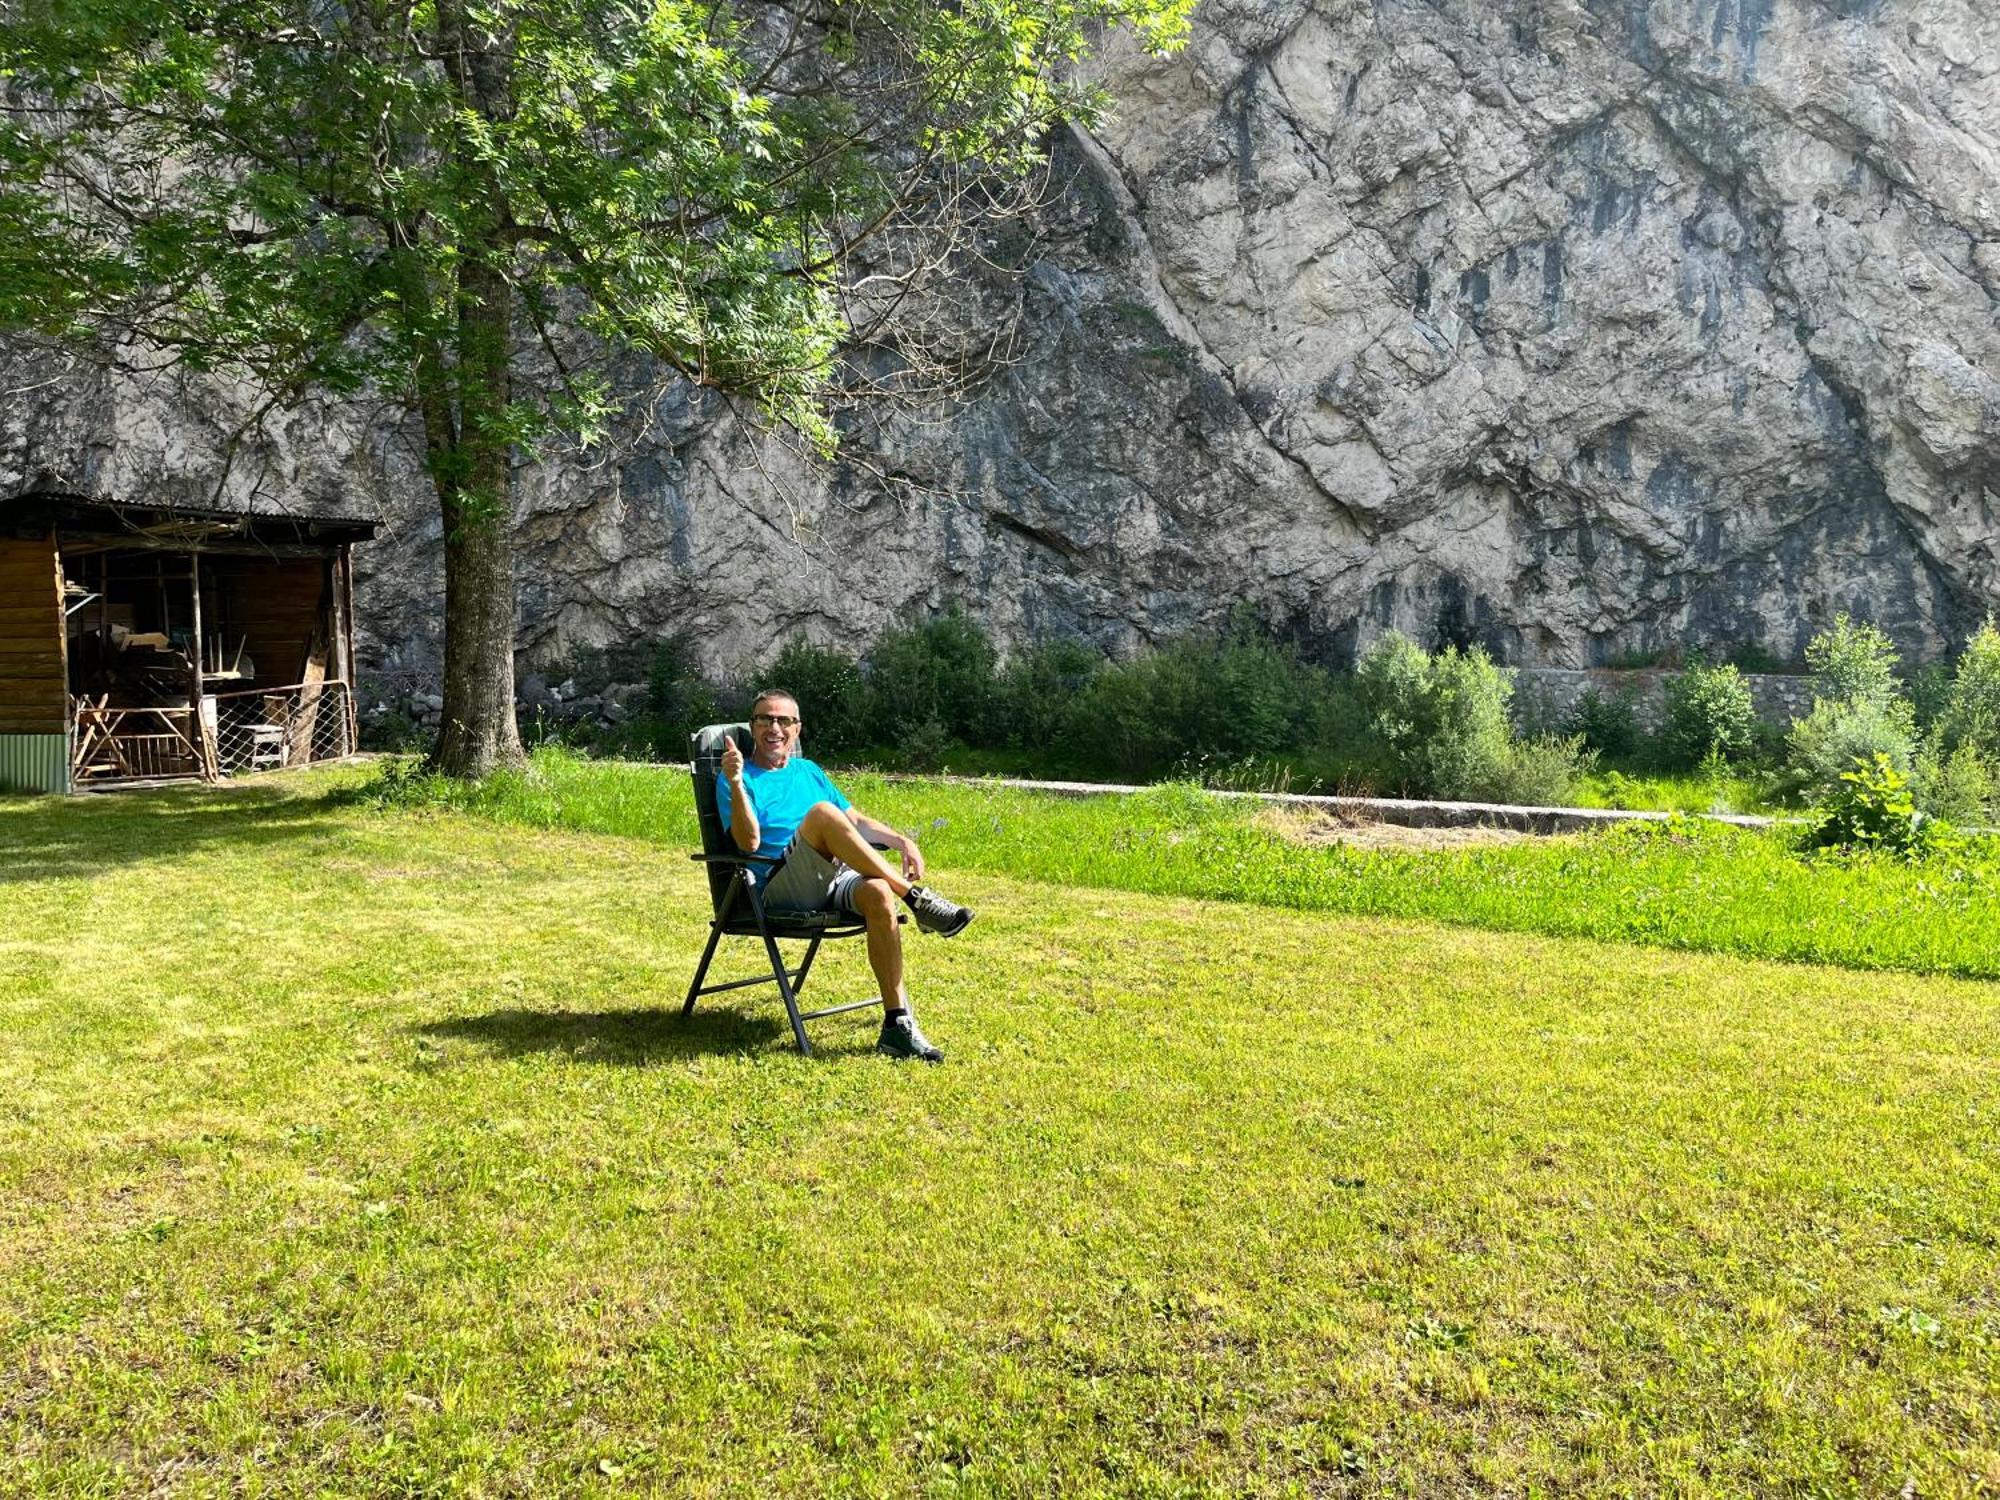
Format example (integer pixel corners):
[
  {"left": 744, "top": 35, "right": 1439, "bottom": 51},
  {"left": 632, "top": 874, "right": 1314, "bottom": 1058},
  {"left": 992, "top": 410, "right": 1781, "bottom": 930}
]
[
  {"left": 0, "top": 533, "right": 65, "bottom": 734},
  {"left": 210, "top": 557, "right": 329, "bottom": 686}
]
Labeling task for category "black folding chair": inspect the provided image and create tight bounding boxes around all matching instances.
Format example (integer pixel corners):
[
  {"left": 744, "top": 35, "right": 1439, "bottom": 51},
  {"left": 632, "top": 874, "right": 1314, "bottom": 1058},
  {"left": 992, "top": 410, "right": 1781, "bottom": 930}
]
[{"left": 681, "top": 722, "right": 901, "bottom": 1054}]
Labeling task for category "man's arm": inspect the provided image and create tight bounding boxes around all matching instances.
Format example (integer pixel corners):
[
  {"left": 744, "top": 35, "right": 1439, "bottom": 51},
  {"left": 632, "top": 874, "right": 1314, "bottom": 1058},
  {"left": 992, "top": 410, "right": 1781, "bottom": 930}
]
[
  {"left": 720, "top": 738, "right": 760, "bottom": 854},
  {"left": 845, "top": 806, "right": 925, "bottom": 882}
]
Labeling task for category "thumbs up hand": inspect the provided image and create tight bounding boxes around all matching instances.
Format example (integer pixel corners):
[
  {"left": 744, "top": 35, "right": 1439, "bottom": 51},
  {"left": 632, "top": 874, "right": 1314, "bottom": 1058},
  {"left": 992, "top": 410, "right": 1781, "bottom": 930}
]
[{"left": 720, "top": 736, "right": 745, "bottom": 784}]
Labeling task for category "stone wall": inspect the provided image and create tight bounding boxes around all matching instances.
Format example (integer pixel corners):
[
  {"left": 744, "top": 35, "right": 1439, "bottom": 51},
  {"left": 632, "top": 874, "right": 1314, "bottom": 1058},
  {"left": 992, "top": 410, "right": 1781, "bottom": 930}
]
[{"left": 1513, "top": 667, "right": 1817, "bottom": 732}]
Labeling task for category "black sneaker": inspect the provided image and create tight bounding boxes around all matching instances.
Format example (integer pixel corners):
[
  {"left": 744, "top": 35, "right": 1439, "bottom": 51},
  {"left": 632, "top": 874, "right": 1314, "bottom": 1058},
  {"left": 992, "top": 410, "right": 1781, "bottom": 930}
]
[
  {"left": 903, "top": 884, "right": 974, "bottom": 937},
  {"left": 877, "top": 1012, "right": 945, "bottom": 1063}
]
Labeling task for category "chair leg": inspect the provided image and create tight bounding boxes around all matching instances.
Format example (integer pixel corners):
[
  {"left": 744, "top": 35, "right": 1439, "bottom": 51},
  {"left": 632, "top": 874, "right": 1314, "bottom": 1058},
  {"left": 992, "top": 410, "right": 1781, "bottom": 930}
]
[
  {"left": 746, "top": 885, "right": 812, "bottom": 1055},
  {"left": 682, "top": 922, "right": 725, "bottom": 1019},
  {"left": 764, "top": 932, "right": 812, "bottom": 1056},
  {"left": 792, "top": 935, "right": 825, "bottom": 997}
]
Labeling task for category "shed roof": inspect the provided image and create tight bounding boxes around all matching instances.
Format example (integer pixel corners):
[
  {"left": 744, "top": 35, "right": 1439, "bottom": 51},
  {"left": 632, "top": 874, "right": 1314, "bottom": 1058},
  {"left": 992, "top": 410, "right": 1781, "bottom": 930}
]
[{"left": 0, "top": 489, "right": 380, "bottom": 550}]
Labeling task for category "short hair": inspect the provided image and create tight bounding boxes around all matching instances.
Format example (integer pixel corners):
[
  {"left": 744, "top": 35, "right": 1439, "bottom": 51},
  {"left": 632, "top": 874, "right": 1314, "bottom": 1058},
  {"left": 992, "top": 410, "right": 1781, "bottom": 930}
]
[{"left": 749, "top": 687, "right": 800, "bottom": 717}]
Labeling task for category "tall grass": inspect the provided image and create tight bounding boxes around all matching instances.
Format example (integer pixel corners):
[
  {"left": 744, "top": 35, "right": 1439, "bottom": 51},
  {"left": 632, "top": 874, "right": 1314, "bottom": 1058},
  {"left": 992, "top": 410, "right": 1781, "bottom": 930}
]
[{"left": 372, "top": 751, "right": 2000, "bottom": 980}]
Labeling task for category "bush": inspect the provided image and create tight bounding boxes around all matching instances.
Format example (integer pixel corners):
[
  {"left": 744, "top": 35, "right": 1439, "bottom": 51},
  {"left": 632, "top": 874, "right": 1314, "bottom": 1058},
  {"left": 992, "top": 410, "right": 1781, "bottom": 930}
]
[
  {"left": 1352, "top": 633, "right": 1515, "bottom": 799},
  {"left": 1932, "top": 619, "right": 2000, "bottom": 762},
  {"left": 866, "top": 607, "right": 999, "bottom": 746},
  {"left": 1660, "top": 661, "right": 1758, "bottom": 767},
  {"left": 763, "top": 640, "right": 868, "bottom": 759},
  {"left": 1565, "top": 685, "right": 1642, "bottom": 760},
  {"left": 1073, "top": 650, "right": 1203, "bottom": 777},
  {"left": 1070, "top": 633, "right": 1327, "bottom": 780},
  {"left": 644, "top": 631, "right": 725, "bottom": 744},
  {"left": 1725, "top": 639, "right": 1789, "bottom": 674},
  {"left": 1805, "top": 613, "right": 1901, "bottom": 708},
  {"left": 1489, "top": 734, "right": 1598, "bottom": 806},
  {"left": 994, "top": 639, "right": 1102, "bottom": 754},
  {"left": 1910, "top": 661, "right": 1954, "bottom": 735},
  {"left": 1784, "top": 695, "right": 1916, "bottom": 804},
  {"left": 1805, "top": 753, "right": 1927, "bottom": 856},
  {"left": 1914, "top": 742, "right": 1994, "bottom": 827}
]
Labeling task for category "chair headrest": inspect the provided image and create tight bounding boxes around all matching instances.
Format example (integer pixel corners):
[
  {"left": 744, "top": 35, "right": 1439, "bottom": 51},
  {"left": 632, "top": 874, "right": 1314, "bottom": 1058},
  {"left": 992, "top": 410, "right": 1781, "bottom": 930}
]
[{"left": 690, "top": 722, "right": 751, "bottom": 764}]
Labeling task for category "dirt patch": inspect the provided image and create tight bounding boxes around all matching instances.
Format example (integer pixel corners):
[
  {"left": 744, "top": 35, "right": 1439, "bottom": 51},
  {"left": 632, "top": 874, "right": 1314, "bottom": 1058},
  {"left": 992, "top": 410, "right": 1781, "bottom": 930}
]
[{"left": 1252, "top": 805, "right": 1548, "bottom": 852}]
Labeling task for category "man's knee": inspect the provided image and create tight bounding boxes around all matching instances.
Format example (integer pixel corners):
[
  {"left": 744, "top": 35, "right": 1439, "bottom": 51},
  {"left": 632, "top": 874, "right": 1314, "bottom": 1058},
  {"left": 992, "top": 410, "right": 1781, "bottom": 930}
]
[
  {"left": 802, "top": 800, "right": 846, "bottom": 826},
  {"left": 855, "top": 877, "right": 897, "bottom": 920}
]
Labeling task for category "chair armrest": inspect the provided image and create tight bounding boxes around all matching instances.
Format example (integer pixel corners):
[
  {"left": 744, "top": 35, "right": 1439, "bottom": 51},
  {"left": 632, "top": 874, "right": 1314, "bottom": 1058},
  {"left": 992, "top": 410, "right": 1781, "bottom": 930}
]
[{"left": 690, "top": 852, "right": 784, "bottom": 867}]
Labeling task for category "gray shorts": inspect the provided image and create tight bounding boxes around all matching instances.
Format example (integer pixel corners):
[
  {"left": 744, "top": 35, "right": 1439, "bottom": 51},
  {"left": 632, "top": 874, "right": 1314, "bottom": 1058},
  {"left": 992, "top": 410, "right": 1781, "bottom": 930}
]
[{"left": 760, "top": 833, "right": 864, "bottom": 916}]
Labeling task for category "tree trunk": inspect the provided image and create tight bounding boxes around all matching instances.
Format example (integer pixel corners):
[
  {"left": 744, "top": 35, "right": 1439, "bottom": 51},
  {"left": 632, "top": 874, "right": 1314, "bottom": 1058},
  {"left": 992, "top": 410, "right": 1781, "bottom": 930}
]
[
  {"left": 426, "top": 252, "right": 525, "bottom": 780},
  {"left": 418, "top": 0, "right": 524, "bottom": 781},
  {"left": 430, "top": 494, "right": 523, "bottom": 778}
]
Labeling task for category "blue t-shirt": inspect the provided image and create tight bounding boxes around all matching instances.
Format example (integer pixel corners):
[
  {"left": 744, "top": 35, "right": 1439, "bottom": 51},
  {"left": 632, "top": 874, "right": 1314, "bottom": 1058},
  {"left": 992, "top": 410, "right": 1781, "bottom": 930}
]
[{"left": 717, "top": 756, "right": 852, "bottom": 860}]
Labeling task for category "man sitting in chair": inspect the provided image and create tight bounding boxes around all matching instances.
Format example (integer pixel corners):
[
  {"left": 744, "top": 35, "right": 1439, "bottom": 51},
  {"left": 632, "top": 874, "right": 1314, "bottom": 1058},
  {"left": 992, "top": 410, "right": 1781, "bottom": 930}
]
[{"left": 719, "top": 688, "right": 973, "bottom": 1063}]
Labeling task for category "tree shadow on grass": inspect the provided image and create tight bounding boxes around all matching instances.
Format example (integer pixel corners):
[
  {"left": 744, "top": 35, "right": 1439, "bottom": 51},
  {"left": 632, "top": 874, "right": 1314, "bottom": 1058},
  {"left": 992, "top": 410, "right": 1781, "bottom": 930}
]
[{"left": 415, "top": 1004, "right": 804, "bottom": 1064}]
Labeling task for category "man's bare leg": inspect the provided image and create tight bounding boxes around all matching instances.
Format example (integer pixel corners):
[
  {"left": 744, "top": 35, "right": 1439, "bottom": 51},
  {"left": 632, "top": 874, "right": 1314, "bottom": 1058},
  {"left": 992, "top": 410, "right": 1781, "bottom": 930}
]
[
  {"left": 852, "top": 878, "right": 909, "bottom": 1012},
  {"left": 799, "top": 802, "right": 912, "bottom": 897}
]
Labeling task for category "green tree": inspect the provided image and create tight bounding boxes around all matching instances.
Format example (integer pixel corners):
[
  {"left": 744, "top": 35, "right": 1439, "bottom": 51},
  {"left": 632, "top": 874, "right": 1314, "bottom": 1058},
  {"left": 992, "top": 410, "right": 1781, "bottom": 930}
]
[
  {"left": 1804, "top": 613, "right": 1901, "bottom": 709},
  {"left": 1661, "top": 660, "right": 1758, "bottom": 767},
  {"left": 0, "top": 0, "right": 1190, "bottom": 775},
  {"left": 1934, "top": 619, "right": 2000, "bottom": 763}
]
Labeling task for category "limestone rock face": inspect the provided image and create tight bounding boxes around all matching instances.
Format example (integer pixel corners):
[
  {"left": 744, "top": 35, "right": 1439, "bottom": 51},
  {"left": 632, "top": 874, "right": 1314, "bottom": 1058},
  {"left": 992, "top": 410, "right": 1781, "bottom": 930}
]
[{"left": 4, "top": 0, "right": 1997, "bottom": 678}]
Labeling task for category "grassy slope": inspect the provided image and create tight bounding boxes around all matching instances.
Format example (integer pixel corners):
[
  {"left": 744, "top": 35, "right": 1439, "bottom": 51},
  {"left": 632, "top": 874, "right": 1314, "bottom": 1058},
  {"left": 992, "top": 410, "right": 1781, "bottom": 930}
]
[
  {"left": 401, "top": 752, "right": 2000, "bottom": 981},
  {"left": 1, "top": 771, "right": 1997, "bottom": 1496}
]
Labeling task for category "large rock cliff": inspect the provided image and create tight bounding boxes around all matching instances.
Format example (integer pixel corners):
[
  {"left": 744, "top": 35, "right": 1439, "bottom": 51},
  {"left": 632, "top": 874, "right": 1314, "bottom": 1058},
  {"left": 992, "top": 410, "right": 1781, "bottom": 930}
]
[{"left": 4, "top": 0, "right": 1996, "bottom": 677}]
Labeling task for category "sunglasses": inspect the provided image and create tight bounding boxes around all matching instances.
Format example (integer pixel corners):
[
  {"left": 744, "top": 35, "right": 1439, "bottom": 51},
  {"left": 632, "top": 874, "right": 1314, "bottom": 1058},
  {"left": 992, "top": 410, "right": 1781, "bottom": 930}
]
[{"left": 750, "top": 713, "right": 800, "bottom": 729}]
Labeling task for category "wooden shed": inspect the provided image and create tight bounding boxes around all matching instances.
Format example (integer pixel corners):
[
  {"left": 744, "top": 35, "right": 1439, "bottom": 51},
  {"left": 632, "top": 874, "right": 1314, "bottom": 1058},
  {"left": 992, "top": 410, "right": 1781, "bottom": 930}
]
[{"left": 0, "top": 492, "right": 379, "bottom": 794}]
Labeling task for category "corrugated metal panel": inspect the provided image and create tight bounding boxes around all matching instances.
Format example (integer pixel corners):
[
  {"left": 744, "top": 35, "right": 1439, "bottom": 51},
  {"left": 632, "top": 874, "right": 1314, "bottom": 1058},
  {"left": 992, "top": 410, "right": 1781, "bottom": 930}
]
[{"left": 0, "top": 734, "right": 70, "bottom": 795}]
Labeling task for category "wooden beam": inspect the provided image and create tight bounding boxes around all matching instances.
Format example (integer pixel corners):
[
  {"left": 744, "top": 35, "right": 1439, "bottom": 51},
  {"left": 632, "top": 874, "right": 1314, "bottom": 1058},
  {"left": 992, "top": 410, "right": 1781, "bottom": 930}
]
[{"left": 189, "top": 550, "right": 212, "bottom": 780}]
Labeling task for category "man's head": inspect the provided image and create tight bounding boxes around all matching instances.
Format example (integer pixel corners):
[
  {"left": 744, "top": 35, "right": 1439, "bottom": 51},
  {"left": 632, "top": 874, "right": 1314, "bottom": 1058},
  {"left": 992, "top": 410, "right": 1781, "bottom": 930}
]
[{"left": 747, "top": 688, "right": 801, "bottom": 768}]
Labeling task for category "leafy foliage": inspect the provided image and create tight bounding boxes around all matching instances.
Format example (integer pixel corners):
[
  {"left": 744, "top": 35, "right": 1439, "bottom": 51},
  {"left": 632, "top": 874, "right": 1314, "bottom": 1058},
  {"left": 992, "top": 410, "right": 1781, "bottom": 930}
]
[
  {"left": 762, "top": 640, "right": 869, "bottom": 760},
  {"left": 993, "top": 638, "right": 1102, "bottom": 752},
  {"left": 1805, "top": 613, "right": 1901, "bottom": 709},
  {"left": 1564, "top": 685, "right": 1642, "bottom": 759},
  {"left": 865, "top": 607, "right": 1001, "bottom": 749},
  {"left": 1348, "top": 633, "right": 1591, "bottom": 802},
  {"left": 0, "top": 0, "right": 1191, "bottom": 447},
  {"left": 645, "top": 632, "right": 729, "bottom": 747},
  {"left": 1930, "top": 619, "right": 2000, "bottom": 764},
  {"left": 0, "top": 0, "right": 1192, "bottom": 774},
  {"left": 1785, "top": 696, "right": 1916, "bottom": 804},
  {"left": 1660, "top": 660, "right": 1758, "bottom": 766},
  {"left": 1073, "top": 632, "right": 1329, "bottom": 780},
  {"left": 1805, "top": 753, "right": 1931, "bottom": 856},
  {"left": 1912, "top": 742, "right": 1993, "bottom": 827}
]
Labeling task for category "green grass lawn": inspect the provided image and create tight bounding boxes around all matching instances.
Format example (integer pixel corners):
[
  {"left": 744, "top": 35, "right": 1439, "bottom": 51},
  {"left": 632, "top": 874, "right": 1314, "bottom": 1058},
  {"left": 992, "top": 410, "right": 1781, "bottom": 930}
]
[
  {"left": 2, "top": 767, "right": 1997, "bottom": 1496},
  {"left": 386, "top": 750, "right": 2000, "bottom": 981}
]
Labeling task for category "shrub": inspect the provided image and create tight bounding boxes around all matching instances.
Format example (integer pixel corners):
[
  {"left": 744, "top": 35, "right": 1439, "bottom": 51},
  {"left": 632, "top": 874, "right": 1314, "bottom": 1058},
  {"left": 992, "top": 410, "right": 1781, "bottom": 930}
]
[
  {"left": 1784, "top": 695, "right": 1916, "bottom": 805},
  {"left": 360, "top": 708, "right": 430, "bottom": 754},
  {"left": 1910, "top": 661, "right": 1954, "bottom": 735},
  {"left": 1805, "top": 613, "right": 1901, "bottom": 709},
  {"left": 1070, "top": 649, "right": 1202, "bottom": 777},
  {"left": 1565, "top": 685, "right": 1642, "bottom": 760},
  {"left": 1804, "top": 753, "right": 1925, "bottom": 856},
  {"left": 994, "top": 639, "right": 1102, "bottom": 753},
  {"left": 643, "top": 631, "right": 724, "bottom": 744},
  {"left": 1914, "top": 742, "right": 1994, "bottom": 827},
  {"left": 1070, "top": 633, "right": 1326, "bottom": 780},
  {"left": 1660, "top": 661, "right": 1758, "bottom": 766},
  {"left": 764, "top": 640, "right": 868, "bottom": 758},
  {"left": 1352, "top": 633, "right": 1515, "bottom": 799},
  {"left": 1489, "top": 734, "right": 1598, "bottom": 806},
  {"left": 1932, "top": 619, "right": 2000, "bottom": 762},
  {"left": 866, "top": 607, "right": 999, "bottom": 746}
]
